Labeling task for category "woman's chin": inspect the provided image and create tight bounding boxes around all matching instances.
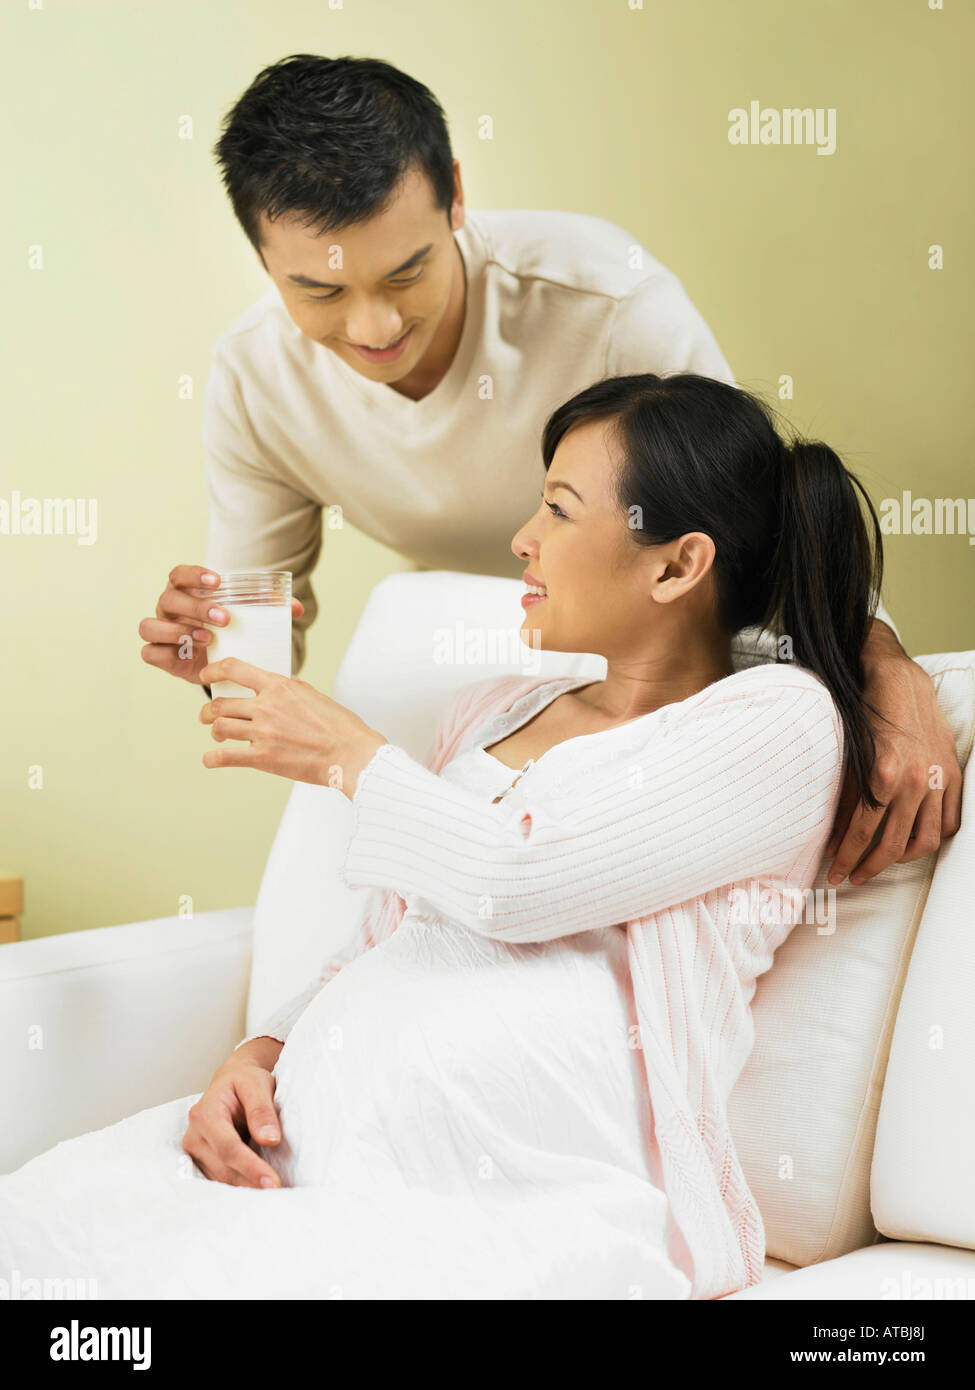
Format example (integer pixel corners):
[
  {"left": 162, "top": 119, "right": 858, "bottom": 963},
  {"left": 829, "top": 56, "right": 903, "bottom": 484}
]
[{"left": 519, "top": 619, "right": 547, "bottom": 651}]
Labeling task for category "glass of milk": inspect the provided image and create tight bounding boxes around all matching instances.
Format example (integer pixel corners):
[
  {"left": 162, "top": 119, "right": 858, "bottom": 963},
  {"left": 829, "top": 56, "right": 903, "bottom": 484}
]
[{"left": 201, "top": 570, "right": 292, "bottom": 698}]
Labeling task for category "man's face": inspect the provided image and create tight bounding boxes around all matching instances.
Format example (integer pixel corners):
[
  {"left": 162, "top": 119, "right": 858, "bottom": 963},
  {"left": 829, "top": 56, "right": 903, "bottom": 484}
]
[{"left": 255, "top": 162, "right": 464, "bottom": 383}]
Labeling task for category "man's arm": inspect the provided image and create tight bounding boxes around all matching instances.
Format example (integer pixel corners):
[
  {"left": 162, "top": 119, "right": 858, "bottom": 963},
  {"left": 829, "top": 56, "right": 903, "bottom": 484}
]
[
  {"left": 607, "top": 270, "right": 737, "bottom": 384},
  {"left": 826, "top": 614, "right": 963, "bottom": 884},
  {"left": 202, "top": 348, "right": 323, "bottom": 677}
]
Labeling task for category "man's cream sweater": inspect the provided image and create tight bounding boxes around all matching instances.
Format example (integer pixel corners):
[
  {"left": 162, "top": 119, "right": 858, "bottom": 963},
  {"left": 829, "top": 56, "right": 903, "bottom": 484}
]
[{"left": 202, "top": 209, "right": 738, "bottom": 673}]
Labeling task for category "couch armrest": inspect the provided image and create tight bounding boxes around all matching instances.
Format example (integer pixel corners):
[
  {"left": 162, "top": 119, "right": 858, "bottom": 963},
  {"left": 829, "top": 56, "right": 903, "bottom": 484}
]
[
  {"left": 720, "top": 1239, "right": 975, "bottom": 1299},
  {"left": 0, "top": 908, "right": 253, "bottom": 1174}
]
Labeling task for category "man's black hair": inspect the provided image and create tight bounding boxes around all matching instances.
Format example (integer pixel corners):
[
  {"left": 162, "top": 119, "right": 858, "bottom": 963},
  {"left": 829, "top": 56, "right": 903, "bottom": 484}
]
[{"left": 213, "top": 53, "right": 455, "bottom": 253}]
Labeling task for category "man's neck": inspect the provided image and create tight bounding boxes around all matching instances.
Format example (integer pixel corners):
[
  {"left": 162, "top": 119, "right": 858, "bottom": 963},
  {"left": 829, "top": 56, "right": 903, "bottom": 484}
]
[{"left": 388, "top": 238, "right": 467, "bottom": 401}]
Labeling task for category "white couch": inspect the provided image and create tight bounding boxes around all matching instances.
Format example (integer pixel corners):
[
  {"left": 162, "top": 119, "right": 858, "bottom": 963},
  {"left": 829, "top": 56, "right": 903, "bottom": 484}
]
[{"left": 2, "top": 571, "right": 974, "bottom": 1301}]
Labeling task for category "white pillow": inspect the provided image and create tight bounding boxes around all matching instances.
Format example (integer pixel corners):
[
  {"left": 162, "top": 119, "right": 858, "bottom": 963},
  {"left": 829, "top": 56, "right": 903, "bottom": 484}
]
[{"left": 727, "top": 652, "right": 975, "bottom": 1266}]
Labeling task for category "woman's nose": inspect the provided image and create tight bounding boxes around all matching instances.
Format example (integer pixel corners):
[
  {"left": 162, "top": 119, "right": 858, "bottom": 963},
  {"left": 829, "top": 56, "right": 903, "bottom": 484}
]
[
  {"left": 510, "top": 524, "right": 536, "bottom": 560},
  {"left": 511, "top": 501, "right": 547, "bottom": 560}
]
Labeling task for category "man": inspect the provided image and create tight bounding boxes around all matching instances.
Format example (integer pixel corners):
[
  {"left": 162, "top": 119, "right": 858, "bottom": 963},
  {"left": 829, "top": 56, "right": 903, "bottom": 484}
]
[{"left": 139, "top": 52, "right": 960, "bottom": 887}]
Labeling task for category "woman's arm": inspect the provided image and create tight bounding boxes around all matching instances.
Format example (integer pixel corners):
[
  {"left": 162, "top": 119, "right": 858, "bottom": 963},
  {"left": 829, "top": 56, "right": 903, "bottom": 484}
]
[{"left": 341, "top": 666, "right": 844, "bottom": 946}]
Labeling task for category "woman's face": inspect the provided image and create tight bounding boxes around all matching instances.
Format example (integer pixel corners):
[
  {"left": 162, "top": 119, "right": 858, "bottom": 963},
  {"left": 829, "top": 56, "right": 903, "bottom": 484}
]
[{"left": 509, "top": 417, "right": 716, "bottom": 659}]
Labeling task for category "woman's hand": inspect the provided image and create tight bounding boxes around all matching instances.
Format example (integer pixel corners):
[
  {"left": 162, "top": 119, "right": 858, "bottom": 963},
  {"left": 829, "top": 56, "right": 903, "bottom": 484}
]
[
  {"left": 182, "top": 1038, "right": 286, "bottom": 1189},
  {"left": 198, "top": 658, "right": 388, "bottom": 798}
]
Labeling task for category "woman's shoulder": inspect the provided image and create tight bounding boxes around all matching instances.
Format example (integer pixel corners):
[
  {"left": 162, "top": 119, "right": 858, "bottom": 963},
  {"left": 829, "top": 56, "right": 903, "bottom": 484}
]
[
  {"left": 721, "top": 659, "right": 832, "bottom": 697},
  {"left": 672, "top": 660, "right": 840, "bottom": 731}
]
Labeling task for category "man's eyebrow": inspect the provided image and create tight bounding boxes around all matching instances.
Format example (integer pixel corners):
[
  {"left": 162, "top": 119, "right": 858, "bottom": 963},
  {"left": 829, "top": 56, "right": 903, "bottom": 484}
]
[
  {"left": 286, "top": 243, "right": 434, "bottom": 290},
  {"left": 546, "top": 480, "right": 586, "bottom": 504}
]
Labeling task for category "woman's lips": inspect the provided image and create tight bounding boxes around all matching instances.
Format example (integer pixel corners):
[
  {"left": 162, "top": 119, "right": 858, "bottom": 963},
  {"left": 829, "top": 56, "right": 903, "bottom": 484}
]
[
  {"left": 349, "top": 327, "right": 413, "bottom": 363},
  {"left": 521, "top": 593, "right": 548, "bottom": 608}
]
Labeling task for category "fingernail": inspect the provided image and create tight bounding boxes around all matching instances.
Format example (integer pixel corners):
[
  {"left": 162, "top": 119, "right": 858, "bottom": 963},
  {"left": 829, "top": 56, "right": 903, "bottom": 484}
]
[
  {"left": 259, "top": 1177, "right": 276, "bottom": 1189},
  {"left": 208, "top": 607, "right": 226, "bottom": 622},
  {"left": 202, "top": 572, "right": 219, "bottom": 585},
  {"left": 849, "top": 875, "right": 863, "bottom": 886},
  {"left": 192, "top": 629, "right": 211, "bottom": 642},
  {"left": 828, "top": 871, "right": 843, "bottom": 885},
  {"left": 258, "top": 1127, "right": 279, "bottom": 1142}
]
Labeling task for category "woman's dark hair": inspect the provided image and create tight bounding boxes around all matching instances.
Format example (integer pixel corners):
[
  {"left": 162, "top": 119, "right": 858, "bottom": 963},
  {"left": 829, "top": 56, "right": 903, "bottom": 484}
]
[
  {"left": 212, "top": 54, "right": 455, "bottom": 253},
  {"left": 541, "top": 373, "right": 887, "bottom": 811}
]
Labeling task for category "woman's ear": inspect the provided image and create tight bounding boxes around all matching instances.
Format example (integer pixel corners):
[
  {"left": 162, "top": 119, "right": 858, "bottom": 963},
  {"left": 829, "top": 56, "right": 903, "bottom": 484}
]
[{"left": 653, "top": 532, "right": 716, "bottom": 604}]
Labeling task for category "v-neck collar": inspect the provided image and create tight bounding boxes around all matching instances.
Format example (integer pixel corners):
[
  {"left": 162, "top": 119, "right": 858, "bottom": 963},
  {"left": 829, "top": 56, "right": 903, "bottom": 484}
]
[
  {"left": 469, "top": 674, "right": 603, "bottom": 771},
  {"left": 320, "top": 214, "right": 487, "bottom": 422}
]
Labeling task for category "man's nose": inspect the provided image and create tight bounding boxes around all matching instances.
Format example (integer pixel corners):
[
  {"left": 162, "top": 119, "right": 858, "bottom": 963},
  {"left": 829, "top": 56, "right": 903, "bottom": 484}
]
[{"left": 345, "top": 302, "right": 403, "bottom": 347}]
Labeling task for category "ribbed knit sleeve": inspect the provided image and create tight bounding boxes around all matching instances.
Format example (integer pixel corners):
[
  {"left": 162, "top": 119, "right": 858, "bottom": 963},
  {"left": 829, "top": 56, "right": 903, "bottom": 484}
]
[
  {"left": 341, "top": 666, "right": 844, "bottom": 945},
  {"left": 231, "top": 676, "right": 518, "bottom": 1051}
]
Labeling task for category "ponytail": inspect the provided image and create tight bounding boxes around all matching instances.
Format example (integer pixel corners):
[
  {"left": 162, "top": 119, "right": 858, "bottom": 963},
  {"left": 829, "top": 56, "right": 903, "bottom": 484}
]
[{"left": 766, "top": 440, "right": 887, "bottom": 811}]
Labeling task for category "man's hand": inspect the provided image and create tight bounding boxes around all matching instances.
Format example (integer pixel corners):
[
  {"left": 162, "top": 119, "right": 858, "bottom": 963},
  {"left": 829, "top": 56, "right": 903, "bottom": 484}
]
[
  {"left": 139, "top": 564, "right": 304, "bottom": 686},
  {"left": 182, "top": 1037, "right": 285, "bottom": 1188},
  {"left": 827, "top": 624, "right": 962, "bottom": 885}
]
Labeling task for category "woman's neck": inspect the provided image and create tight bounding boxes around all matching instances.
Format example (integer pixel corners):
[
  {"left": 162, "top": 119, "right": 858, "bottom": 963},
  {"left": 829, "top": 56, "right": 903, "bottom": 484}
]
[{"left": 576, "top": 639, "right": 734, "bottom": 724}]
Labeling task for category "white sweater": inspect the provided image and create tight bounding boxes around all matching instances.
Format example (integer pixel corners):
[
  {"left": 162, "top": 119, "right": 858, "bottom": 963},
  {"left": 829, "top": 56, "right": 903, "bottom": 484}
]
[
  {"left": 242, "top": 661, "right": 846, "bottom": 1299},
  {"left": 202, "top": 208, "right": 737, "bottom": 672}
]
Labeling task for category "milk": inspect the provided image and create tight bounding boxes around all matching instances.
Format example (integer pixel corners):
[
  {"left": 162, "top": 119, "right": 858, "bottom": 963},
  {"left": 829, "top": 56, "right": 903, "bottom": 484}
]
[{"left": 208, "top": 601, "right": 292, "bottom": 698}]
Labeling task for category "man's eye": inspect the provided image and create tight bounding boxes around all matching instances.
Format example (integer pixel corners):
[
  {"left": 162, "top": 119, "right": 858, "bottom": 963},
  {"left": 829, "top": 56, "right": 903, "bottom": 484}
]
[{"left": 306, "top": 269, "right": 423, "bottom": 303}]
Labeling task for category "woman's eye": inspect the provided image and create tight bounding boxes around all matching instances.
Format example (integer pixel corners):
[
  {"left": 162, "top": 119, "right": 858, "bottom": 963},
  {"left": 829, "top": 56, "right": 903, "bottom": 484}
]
[{"left": 544, "top": 499, "right": 567, "bottom": 519}]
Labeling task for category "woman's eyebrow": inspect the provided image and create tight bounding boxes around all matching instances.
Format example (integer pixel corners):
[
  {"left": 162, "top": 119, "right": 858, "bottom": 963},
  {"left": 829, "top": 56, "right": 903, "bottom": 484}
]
[{"left": 546, "top": 480, "right": 585, "bottom": 504}]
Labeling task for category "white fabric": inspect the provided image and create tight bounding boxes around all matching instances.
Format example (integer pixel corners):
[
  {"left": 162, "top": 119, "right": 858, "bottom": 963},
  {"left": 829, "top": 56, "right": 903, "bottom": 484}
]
[
  {"left": 727, "top": 652, "right": 975, "bottom": 1266},
  {"left": 247, "top": 570, "right": 898, "bottom": 1034},
  {"left": 0, "top": 908, "right": 253, "bottom": 1176},
  {"left": 871, "top": 658, "right": 975, "bottom": 1250},
  {"left": 248, "top": 660, "right": 847, "bottom": 1300},
  {"left": 722, "top": 1240, "right": 975, "bottom": 1301},
  {"left": 202, "top": 209, "right": 737, "bottom": 674},
  {"left": 0, "top": 1095, "right": 689, "bottom": 1299},
  {"left": 0, "top": 739, "right": 692, "bottom": 1300},
  {"left": 248, "top": 610, "right": 971, "bottom": 1280}
]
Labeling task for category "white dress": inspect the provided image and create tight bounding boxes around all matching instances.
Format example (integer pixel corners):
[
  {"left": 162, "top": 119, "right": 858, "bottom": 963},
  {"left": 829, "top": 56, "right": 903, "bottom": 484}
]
[{"left": 0, "top": 739, "right": 692, "bottom": 1301}]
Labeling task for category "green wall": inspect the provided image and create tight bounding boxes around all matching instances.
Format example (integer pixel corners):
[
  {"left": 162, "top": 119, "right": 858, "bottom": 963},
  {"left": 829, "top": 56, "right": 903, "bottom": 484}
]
[{"left": 2, "top": 0, "right": 971, "bottom": 938}]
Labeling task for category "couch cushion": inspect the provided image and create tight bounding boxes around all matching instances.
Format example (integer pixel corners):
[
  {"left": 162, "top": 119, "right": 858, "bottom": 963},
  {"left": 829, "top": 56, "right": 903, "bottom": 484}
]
[
  {"left": 870, "top": 658, "right": 975, "bottom": 1251},
  {"left": 721, "top": 1239, "right": 975, "bottom": 1300},
  {"left": 727, "top": 653, "right": 975, "bottom": 1266}
]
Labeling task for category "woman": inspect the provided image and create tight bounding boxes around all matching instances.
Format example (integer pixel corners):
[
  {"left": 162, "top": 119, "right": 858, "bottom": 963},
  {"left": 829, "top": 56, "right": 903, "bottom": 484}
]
[{"left": 0, "top": 373, "right": 884, "bottom": 1301}]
